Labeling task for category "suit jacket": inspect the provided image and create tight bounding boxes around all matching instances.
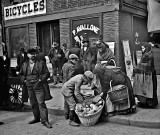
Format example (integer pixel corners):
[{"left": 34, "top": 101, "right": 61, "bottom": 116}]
[
  {"left": 20, "top": 59, "right": 52, "bottom": 101},
  {"left": 61, "top": 74, "right": 86, "bottom": 103},
  {"left": 62, "top": 61, "right": 75, "bottom": 83},
  {"left": 48, "top": 47, "right": 65, "bottom": 63}
]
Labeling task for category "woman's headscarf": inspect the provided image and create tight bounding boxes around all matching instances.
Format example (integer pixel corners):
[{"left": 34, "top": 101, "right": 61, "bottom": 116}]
[{"left": 143, "top": 43, "right": 152, "bottom": 54}]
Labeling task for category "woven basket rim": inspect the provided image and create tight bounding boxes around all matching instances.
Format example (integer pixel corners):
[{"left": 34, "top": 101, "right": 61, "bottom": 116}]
[{"left": 75, "top": 100, "right": 104, "bottom": 118}]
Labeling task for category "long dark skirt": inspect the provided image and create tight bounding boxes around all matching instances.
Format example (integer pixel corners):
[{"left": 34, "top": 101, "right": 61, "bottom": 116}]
[{"left": 134, "top": 70, "right": 158, "bottom": 107}]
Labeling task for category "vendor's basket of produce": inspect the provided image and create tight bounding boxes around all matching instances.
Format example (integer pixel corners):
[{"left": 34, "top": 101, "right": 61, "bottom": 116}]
[
  {"left": 75, "top": 93, "right": 104, "bottom": 126},
  {"left": 107, "top": 80, "right": 128, "bottom": 104}
]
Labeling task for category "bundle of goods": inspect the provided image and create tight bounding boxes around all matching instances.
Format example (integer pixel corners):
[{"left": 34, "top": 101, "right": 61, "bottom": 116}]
[{"left": 75, "top": 93, "right": 104, "bottom": 126}]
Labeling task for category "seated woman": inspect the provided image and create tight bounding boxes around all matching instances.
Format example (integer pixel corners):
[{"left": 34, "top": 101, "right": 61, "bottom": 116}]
[
  {"left": 133, "top": 43, "right": 158, "bottom": 108},
  {"left": 94, "top": 63, "right": 136, "bottom": 116}
]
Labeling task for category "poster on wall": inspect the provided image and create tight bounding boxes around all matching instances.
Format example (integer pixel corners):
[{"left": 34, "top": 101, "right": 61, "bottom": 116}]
[
  {"left": 105, "top": 42, "right": 115, "bottom": 54},
  {"left": 0, "top": 43, "right": 3, "bottom": 56},
  {"left": 122, "top": 40, "right": 134, "bottom": 84},
  {"left": 71, "top": 17, "right": 100, "bottom": 48}
]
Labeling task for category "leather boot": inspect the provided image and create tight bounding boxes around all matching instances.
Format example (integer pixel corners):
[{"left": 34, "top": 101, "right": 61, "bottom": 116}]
[
  {"left": 28, "top": 119, "right": 40, "bottom": 124},
  {"left": 69, "top": 110, "right": 79, "bottom": 126}
]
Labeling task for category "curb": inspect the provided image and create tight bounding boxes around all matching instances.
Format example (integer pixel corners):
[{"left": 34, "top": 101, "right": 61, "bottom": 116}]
[
  {"left": 47, "top": 107, "right": 160, "bottom": 129},
  {"left": 101, "top": 114, "right": 160, "bottom": 129}
]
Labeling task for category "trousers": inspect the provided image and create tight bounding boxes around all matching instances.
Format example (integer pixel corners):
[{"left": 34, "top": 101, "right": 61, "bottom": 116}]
[{"left": 27, "top": 82, "right": 48, "bottom": 123}]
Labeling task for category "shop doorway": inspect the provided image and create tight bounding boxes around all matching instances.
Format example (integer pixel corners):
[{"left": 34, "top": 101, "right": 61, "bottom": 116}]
[{"left": 37, "top": 20, "right": 60, "bottom": 55}]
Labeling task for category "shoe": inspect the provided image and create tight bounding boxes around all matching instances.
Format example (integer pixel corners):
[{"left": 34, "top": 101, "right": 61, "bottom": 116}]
[
  {"left": 65, "top": 114, "right": 69, "bottom": 120},
  {"left": 43, "top": 122, "right": 52, "bottom": 128},
  {"left": 69, "top": 120, "right": 79, "bottom": 126},
  {"left": 28, "top": 119, "right": 40, "bottom": 124},
  {"left": 0, "top": 122, "right": 4, "bottom": 125}
]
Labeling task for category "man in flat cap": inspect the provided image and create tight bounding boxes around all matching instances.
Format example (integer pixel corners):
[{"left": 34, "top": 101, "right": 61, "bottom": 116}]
[
  {"left": 61, "top": 70, "right": 94, "bottom": 126},
  {"left": 20, "top": 48, "right": 52, "bottom": 128},
  {"left": 48, "top": 42, "right": 65, "bottom": 85},
  {"left": 62, "top": 54, "right": 79, "bottom": 119}
]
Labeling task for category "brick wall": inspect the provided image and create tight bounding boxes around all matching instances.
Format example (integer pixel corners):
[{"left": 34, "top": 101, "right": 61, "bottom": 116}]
[
  {"left": 103, "top": 11, "right": 121, "bottom": 68},
  {"left": 118, "top": 11, "right": 133, "bottom": 72},
  {"left": 60, "top": 19, "right": 70, "bottom": 48},
  {"left": 28, "top": 23, "right": 37, "bottom": 48},
  {"left": 47, "top": 0, "right": 118, "bottom": 13}
]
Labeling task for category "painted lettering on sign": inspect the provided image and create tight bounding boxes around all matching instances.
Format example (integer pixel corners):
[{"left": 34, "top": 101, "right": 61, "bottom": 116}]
[
  {"left": 72, "top": 24, "right": 100, "bottom": 36},
  {"left": 4, "top": 0, "right": 46, "bottom": 20},
  {"left": 72, "top": 23, "right": 100, "bottom": 47}
]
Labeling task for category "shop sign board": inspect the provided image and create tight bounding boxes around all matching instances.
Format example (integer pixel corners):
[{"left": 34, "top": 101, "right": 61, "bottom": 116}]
[
  {"left": 4, "top": 0, "right": 46, "bottom": 21},
  {"left": 72, "top": 17, "right": 100, "bottom": 48}
]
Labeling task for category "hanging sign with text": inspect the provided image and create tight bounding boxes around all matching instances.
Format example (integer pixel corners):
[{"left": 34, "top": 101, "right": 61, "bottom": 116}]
[
  {"left": 4, "top": 0, "right": 46, "bottom": 20},
  {"left": 72, "top": 17, "right": 100, "bottom": 48}
]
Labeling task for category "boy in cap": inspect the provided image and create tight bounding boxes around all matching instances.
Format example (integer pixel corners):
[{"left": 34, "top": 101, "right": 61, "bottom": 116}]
[
  {"left": 61, "top": 70, "right": 94, "bottom": 126},
  {"left": 62, "top": 54, "right": 79, "bottom": 119},
  {"left": 20, "top": 48, "right": 52, "bottom": 128}
]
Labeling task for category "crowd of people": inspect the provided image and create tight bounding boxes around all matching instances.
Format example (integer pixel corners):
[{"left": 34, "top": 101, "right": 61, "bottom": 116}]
[{"left": 0, "top": 35, "right": 158, "bottom": 128}]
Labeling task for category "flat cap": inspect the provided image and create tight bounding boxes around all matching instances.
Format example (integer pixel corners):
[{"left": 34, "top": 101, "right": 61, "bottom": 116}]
[
  {"left": 69, "top": 54, "right": 79, "bottom": 59},
  {"left": 84, "top": 71, "right": 94, "bottom": 79},
  {"left": 27, "top": 48, "right": 37, "bottom": 54}
]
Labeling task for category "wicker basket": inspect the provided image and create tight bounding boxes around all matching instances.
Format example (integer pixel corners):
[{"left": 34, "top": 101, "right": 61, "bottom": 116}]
[
  {"left": 107, "top": 80, "right": 128, "bottom": 104},
  {"left": 75, "top": 99, "right": 104, "bottom": 126}
]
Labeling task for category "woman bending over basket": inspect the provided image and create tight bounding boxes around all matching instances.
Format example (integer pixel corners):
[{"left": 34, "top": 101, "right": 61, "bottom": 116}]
[
  {"left": 133, "top": 43, "right": 158, "bottom": 108},
  {"left": 94, "top": 65, "right": 136, "bottom": 116}
]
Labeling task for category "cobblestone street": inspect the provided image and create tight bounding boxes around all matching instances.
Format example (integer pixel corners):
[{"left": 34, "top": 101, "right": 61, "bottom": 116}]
[{"left": 0, "top": 110, "right": 160, "bottom": 135}]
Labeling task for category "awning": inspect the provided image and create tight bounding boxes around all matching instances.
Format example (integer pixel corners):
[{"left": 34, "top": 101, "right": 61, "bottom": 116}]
[{"left": 147, "top": 0, "right": 160, "bottom": 33}]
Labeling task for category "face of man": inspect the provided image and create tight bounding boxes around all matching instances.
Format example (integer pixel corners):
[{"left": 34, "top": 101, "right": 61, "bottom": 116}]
[
  {"left": 70, "top": 58, "right": 78, "bottom": 64},
  {"left": 27, "top": 53, "right": 36, "bottom": 60}
]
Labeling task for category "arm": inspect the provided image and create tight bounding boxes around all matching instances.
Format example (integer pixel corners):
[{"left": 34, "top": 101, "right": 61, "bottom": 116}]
[
  {"left": 74, "top": 80, "right": 84, "bottom": 103},
  {"left": 19, "top": 63, "right": 26, "bottom": 83},
  {"left": 39, "top": 61, "right": 50, "bottom": 82},
  {"left": 68, "top": 66, "right": 76, "bottom": 80}
]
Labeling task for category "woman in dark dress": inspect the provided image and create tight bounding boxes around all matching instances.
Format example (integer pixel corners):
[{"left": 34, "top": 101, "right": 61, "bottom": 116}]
[{"left": 133, "top": 43, "right": 158, "bottom": 108}]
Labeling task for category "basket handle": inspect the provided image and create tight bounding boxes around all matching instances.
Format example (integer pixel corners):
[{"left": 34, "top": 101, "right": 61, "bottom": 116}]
[
  {"left": 109, "top": 80, "right": 113, "bottom": 91},
  {"left": 110, "top": 59, "right": 116, "bottom": 67}
]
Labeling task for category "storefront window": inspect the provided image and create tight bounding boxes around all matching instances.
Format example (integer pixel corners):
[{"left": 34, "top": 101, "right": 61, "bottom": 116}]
[
  {"left": 37, "top": 21, "right": 60, "bottom": 55},
  {"left": 71, "top": 17, "right": 101, "bottom": 48},
  {"left": 9, "top": 26, "right": 29, "bottom": 58}
]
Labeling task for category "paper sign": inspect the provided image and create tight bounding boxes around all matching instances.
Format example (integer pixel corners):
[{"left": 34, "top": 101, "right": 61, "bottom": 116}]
[
  {"left": 10, "top": 58, "right": 17, "bottom": 67},
  {"left": 0, "top": 43, "right": 3, "bottom": 56},
  {"left": 106, "top": 42, "right": 115, "bottom": 54}
]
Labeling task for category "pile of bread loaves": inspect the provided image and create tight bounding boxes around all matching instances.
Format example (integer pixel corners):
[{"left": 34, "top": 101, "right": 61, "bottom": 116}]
[{"left": 76, "top": 93, "right": 103, "bottom": 117}]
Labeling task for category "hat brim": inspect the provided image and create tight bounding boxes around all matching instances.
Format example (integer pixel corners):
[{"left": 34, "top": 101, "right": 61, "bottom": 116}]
[{"left": 82, "top": 41, "right": 89, "bottom": 43}]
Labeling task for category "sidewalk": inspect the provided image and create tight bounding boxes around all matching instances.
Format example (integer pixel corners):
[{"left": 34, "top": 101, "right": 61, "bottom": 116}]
[{"left": 26, "top": 75, "right": 160, "bottom": 128}]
